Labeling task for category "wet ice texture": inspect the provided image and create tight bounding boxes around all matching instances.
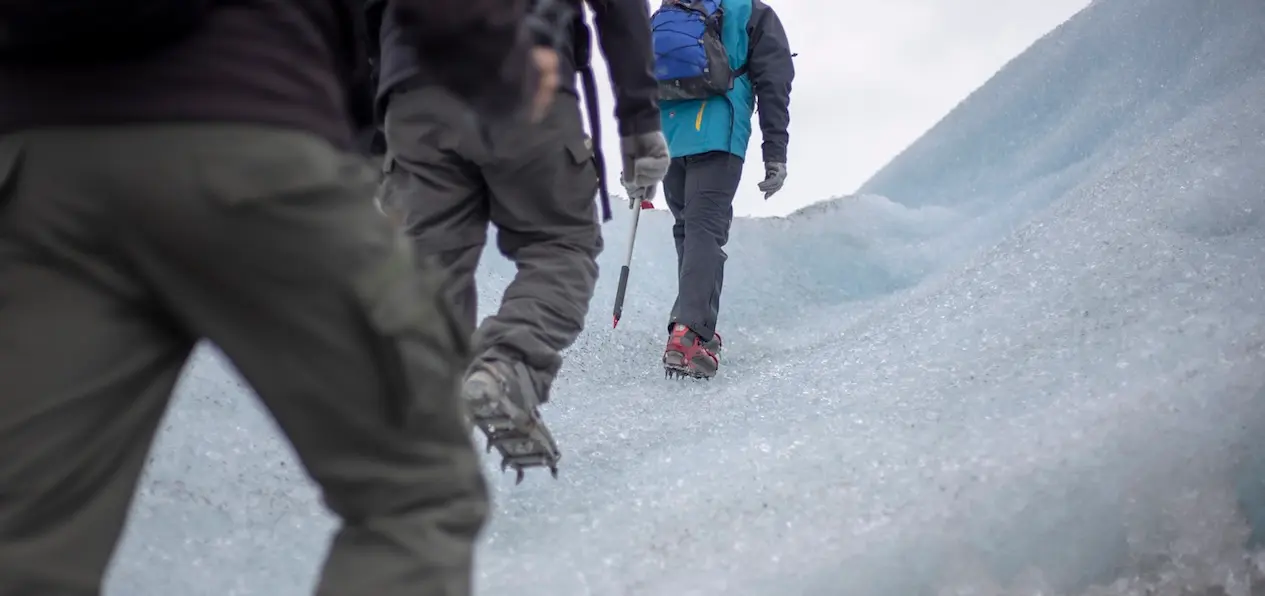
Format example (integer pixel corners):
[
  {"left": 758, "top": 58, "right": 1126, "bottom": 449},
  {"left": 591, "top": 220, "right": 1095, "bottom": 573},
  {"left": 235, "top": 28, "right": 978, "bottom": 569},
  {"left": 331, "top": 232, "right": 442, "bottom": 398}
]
[{"left": 105, "top": 0, "right": 1265, "bottom": 594}]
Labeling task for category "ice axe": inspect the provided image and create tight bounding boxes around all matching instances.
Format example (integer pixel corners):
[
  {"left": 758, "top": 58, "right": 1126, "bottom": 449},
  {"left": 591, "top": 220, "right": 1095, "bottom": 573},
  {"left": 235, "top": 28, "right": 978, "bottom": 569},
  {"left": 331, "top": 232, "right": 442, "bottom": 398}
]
[{"left": 612, "top": 187, "right": 657, "bottom": 328}]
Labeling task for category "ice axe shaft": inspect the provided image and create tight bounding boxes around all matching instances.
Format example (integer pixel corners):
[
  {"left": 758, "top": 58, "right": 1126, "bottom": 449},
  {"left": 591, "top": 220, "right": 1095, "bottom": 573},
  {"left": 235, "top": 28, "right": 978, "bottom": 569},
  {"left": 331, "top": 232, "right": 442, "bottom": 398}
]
[{"left": 612, "top": 192, "right": 654, "bottom": 328}]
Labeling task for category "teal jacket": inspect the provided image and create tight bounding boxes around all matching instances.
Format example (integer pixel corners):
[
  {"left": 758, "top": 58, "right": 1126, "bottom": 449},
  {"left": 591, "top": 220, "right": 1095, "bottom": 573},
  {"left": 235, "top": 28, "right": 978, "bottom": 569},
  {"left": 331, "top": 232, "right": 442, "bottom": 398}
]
[{"left": 659, "top": 0, "right": 796, "bottom": 163}]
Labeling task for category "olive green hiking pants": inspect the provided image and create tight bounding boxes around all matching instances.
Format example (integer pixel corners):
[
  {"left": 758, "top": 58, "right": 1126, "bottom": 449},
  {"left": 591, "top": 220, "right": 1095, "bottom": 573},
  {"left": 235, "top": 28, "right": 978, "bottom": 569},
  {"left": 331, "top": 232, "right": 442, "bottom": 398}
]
[
  {"left": 0, "top": 126, "right": 488, "bottom": 596},
  {"left": 378, "top": 84, "right": 603, "bottom": 403}
]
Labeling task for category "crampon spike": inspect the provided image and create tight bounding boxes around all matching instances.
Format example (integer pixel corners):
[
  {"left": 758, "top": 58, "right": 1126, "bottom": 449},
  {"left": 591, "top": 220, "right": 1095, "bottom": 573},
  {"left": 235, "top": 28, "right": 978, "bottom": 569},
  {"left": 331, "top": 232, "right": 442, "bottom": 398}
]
[{"left": 515, "top": 468, "right": 525, "bottom": 485}]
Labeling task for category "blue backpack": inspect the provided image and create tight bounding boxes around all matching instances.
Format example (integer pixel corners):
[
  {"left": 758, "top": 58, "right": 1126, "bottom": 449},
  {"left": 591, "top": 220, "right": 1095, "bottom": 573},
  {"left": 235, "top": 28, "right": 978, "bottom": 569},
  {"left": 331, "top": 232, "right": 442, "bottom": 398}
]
[{"left": 651, "top": 0, "right": 747, "bottom": 101}]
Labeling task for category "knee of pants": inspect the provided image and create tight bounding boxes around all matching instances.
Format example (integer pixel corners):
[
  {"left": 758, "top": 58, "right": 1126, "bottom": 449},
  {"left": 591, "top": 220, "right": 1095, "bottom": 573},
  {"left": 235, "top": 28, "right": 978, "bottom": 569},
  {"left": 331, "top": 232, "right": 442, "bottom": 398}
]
[
  {"left": 407, "top": 243, "right": 482, "bottom": 341},
  {"left": 681, "top": 208, "right": 733, "bottom": 241},
  {"left": 686, "top": 224, "right": 731, "bottom": 247},
  {"left": 317, "top": 436, "right": 491, "bottom": 525}
]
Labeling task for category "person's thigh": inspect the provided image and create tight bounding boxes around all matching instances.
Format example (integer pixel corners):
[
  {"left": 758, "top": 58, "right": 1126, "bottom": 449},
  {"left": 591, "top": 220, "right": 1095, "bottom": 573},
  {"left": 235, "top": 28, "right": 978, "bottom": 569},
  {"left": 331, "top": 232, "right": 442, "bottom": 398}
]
[
  {"left": 0, "top": 129, "right": 194, "bottom": 596},
  {"left": 113, "top": 125, "right": 491, "bottom": 595}
]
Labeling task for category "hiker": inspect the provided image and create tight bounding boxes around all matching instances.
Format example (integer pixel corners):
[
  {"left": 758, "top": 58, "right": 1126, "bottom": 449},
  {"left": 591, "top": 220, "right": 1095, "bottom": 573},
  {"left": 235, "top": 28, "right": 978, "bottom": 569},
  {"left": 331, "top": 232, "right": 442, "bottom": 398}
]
[
  {"left": 373, "top": 0, "right": 670, "bottom": 483},
  {"left": 645, "top": 0, "right": 795, "bottom": 380},
  {"left": 0, "top": 2, "right": 561, "bottom": 595}
]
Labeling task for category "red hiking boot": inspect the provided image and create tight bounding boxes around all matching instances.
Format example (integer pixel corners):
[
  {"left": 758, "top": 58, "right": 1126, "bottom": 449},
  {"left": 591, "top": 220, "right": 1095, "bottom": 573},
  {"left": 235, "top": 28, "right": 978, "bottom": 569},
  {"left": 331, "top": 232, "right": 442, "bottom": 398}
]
[{"left": 663, "top": 324, "right": 722, "bottom": 379}]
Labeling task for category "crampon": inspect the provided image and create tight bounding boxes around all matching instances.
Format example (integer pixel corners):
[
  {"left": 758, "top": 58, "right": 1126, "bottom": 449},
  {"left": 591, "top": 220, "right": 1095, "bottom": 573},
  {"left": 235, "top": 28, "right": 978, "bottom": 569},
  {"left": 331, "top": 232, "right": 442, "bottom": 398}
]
[
  {"left": 662, "top": 324, "right": 721, "bottom": 380},
  {"left": 663, "top": 364, "right": 712, "bottom": 380},
  {"left": 463, "top": 364, "right": 561, "bottom": 484}
]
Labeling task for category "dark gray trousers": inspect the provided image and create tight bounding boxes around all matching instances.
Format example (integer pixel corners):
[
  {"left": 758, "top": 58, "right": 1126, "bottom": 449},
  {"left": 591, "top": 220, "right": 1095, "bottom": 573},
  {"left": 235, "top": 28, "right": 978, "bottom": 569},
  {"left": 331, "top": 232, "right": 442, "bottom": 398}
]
[
  {"left": 662, "top": 150, "right": 744, "bottom": 342},
  {"left": 0, "top": 126, "right": 487, "bottom": 596},
  {"left": 378, "top": 84, "right": 602, "bottom": 403}
]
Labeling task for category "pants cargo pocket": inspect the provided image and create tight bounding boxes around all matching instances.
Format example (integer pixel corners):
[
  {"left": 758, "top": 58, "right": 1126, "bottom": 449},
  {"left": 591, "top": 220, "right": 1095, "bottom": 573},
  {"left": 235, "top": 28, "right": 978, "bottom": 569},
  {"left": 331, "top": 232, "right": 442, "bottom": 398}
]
[
  {"left": 563, "top": 135, "right": 600, "bottom": 196},
  {"left": 350, "top": 241, "right": 471, "bottom": 431},
  {"left": 560, "top": 134, "right": 603, "bottom": 229}
]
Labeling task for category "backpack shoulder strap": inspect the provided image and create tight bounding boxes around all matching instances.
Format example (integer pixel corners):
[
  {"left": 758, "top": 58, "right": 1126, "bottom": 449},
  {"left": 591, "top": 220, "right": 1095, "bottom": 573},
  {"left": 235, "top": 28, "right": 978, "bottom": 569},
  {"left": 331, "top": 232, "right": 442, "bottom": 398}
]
[{"left": 570, "top": 0, "right": 612, "bottom": 221}]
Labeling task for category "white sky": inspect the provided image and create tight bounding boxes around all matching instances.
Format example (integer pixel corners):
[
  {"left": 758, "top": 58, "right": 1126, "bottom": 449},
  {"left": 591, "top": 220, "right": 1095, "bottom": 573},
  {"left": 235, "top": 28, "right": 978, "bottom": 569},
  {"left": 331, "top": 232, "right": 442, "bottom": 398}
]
[{"left": 584, "top": 0, "right": 1093, "bottom": 218}]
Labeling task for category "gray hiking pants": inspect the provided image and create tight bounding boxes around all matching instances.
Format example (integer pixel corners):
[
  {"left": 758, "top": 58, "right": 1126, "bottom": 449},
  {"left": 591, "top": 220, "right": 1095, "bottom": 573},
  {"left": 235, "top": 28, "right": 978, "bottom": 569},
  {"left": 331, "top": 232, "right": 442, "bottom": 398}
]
[
  {"left": 0, "top": 126, "right": 488, "bottom": 596},
  {"left": 379, "top": 83, "right": 602, "bottom": 404},
  {"left": 662, "top": 150, "right": 744, "bottom": 342}
]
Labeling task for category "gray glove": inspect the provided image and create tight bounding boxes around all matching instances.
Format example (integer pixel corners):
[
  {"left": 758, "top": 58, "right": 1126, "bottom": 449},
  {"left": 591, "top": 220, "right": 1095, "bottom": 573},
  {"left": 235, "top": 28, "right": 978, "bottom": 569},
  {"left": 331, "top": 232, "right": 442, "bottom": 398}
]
[
  {"left": 758, "top": 162, "right": 787, "bottom": 199},
  {"left": 622, "top": 182, "right": 658, "bottom": 207},
  {"left": 620, "top": 130, "right": 670, "bottom": 199}
]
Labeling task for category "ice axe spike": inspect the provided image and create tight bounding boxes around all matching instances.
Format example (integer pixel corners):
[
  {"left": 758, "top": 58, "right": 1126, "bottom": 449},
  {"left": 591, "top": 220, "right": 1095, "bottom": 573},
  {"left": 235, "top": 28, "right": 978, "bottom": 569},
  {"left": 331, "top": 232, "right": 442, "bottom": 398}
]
[
  {"left": 612, "top": 265, "right": 630, "bottom": 328},
  {"left": 612, "top": 190, "right": 655, "bottom": 328}
]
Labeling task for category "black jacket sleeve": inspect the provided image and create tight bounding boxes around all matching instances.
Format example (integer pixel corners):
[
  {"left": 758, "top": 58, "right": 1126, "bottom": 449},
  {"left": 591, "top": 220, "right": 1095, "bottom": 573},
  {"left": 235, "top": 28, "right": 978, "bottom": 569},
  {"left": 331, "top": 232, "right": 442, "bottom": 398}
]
[
  {"left": 585, "top": 0, "right": 662, "bottom": 136},
  {"left": 746, "top": 0, "right": 794, "bottom": 164}
]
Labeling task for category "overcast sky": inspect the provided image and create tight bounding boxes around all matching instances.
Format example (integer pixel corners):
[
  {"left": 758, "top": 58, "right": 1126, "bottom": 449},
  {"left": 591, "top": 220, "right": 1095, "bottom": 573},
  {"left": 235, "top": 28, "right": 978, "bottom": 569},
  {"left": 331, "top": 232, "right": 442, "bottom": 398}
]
[{"left": 584, "top": 0, "right": 1092, "bottom": 218}]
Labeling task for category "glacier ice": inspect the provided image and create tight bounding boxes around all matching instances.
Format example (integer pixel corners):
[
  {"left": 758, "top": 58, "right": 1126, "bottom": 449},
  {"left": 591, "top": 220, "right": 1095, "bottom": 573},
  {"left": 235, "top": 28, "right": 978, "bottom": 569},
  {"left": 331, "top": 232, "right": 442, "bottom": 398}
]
[{"left": 103, "top": 0, "right": 1265, "bottom": 594}]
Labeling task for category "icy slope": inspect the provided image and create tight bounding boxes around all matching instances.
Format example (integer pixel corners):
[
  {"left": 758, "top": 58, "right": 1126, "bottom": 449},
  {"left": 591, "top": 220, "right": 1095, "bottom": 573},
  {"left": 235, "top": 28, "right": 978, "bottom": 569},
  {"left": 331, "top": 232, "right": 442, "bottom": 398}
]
[
  {"left": 861, "top": 0, "right": 1265, "bottom": 211},
  {"left": 104, "top": 0, "right": 1265, "bottom": 594}
]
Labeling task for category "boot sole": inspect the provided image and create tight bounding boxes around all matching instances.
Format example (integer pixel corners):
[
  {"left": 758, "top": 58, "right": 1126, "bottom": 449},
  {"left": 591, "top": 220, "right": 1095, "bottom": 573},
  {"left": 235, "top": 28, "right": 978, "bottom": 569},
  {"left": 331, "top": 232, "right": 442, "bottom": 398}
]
[{"left": 663, "top": 350, "right": 718, "bottom": 380}]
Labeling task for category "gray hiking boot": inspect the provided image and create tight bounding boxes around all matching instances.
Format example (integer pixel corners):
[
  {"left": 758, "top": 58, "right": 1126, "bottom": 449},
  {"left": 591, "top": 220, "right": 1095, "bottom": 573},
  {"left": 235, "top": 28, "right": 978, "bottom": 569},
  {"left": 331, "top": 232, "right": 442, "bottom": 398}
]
[{"left": 462, "top": 359, "right": 561, "bottom": 484}]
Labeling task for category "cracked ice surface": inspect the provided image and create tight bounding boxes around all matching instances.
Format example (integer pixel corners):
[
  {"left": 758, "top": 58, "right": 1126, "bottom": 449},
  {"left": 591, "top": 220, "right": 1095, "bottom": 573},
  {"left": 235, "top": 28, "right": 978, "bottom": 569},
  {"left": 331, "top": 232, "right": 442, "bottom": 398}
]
[{"left": 105, "top": 0, "right": 1265, "bottom": 594}]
